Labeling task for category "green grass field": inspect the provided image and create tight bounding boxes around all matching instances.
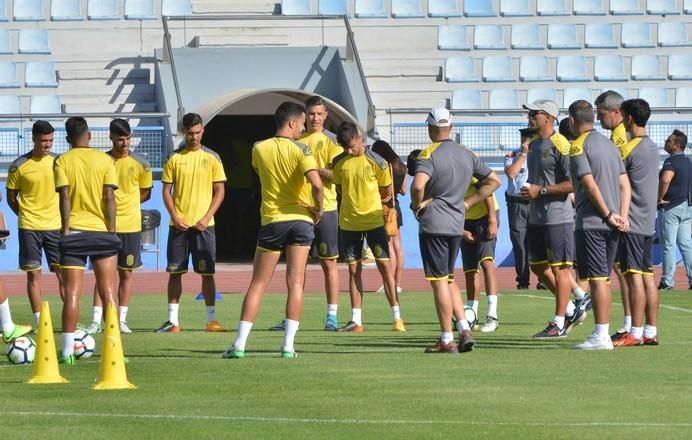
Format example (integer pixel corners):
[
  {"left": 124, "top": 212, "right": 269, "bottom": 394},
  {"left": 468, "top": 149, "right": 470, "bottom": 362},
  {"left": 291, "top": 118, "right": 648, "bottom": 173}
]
[{"left": 1, "top": 288, "right": 691, "bottom": 439}]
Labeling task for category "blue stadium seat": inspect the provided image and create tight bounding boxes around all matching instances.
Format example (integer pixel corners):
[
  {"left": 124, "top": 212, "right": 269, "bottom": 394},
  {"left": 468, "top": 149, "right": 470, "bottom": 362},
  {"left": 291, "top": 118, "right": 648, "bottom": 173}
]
[
  {"left": 14, "top": 0, "right": 46, "bottom": 20},
  {"left": 0, "top": 96, "right": 21, "bottom": 114},
  {"left": 0, "top": 0, "right": 7, "bottom": 21},
  {"left": 428, "top": 0, "right": 460, "bottom": 17},
  {"left": 445, "top": 57, "right": 477, "bottom": 82},
  {"left": 631, "top": 55, "right": 665, "bottom": 80},
  {"left": 30, "top": 95, "right": 61, "bottom": 114},
  {"left": 482, "top": 56, "right": 513, "bottom": 82},
  {"left": 638, "top": 87, "right": 668, "bottom": 107},
  {"left": 527, "top": 88, "right": 557, "bottom": 105},
  {"left": 537, "top": 0, "right": 569, "bottom": 16},
  {"left": 668, "top": 55, "right": 692, "bottom": 80},
  {"left": 0, "top": 29, "right": 11, "bottom": 54},
  {"left": 282, "top": 0, "right": 311, "bottom": 15},
  {"left": 18, "top": 29, "right": 50, "bottom": 54},
  {"left": 25, "top": 61, "right": 58, "bottom": 87},
  {"left": 557, "top": 56, "right": 589, "bottom": 82},
  {"left": 500, "top": 0, "right": 532, "bottom": 16},
  {"left": 584, "top": 24, "right": 617, "bottom": 48},
  {"left": 511, "top": 24, "right": 543, "bottom": 49},
  {"left": 658, "top": 22, "right": 691, "bottom": 46},
  {"left": 686, "top": 0, "right": 692, "bottom": 14},
  {"left": 563, "top": 88, "right": 593, "bottom": 106},
  {"left": 52, "top": 0, "right": 82, "bottom": 20},
  {"left": 610, "top": 0, "right": 644, "bottom": 14},
  {"left": 464, "top": 0, "right": 495, "bottom": 17},
  {"left": 621, "top": 23, "right": 655, "bottom": 48},
  {"left": 675, "top": 87, "right": 692, "bottom": 106},
  {"left": 162, "top": 0, "right": 192, "bottom": 16},
  {"left": 88, "top": 0, "right": 118, "bottom": 20},
  {"left": 391, "top": 0, "right": 423, "bottom": 17},
  {"left": 594, "top": 55, "right": 627, "bottom": 81},
  {"left": 0, "top": 62, "right": 19, "bottom": 88},
  {"left": 548, "top": 24, "right": 579, "bottom": 49},
  {"left": 438, "top": 25, "right": 470, "bottom": 50},
  {"left": 319, "top": 0, "right": 348, "bottom": 16},
  {"left": 474, "top": 25, "right": 505, "bottom": 50},
  {"left": 647, "top": 0, "right": 679, "bottom": 14},
  {"left": 573, "top": 0, "right": 606, "bottom": 15},
  {"left": 488, "top": 89, "right": 518, "bottom": 109},
  {"left": 451, "top": 89, "right": 482, "bottom": 110},
  {"left": 125, "top": 0, "right": 155, "bottom": 20},
  {"left": 355, "top": 0, "right": 385, "bottom": 17},
  {"left": 519, "top": 56, "right": 551, "bottom": 82}
]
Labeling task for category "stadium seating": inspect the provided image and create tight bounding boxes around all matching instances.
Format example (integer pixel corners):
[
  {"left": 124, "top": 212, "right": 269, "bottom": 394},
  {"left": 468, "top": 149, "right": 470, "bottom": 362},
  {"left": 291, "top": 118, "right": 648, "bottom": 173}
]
[
  {"left": 428, "top": 0, "right": 460, "bottom": 17},
  {"left": 25, "top": 62, "right": 58, "bottom": 87},
  {"left": 282, "top": 0, "right": 311, "bottom": 15},
  {"left": 18, "top": 29, "right": 51, "bottom": 54},
  {"left": 451, "top": 89, "right": 482, "bottom": 110},
  {"left": 355, "top": 0, "right": 385, "bottom": 18},
  {"left": 621, "top": 23, "right": 655, "bottom": 48},
  {"left": 162, "top": 0, "right": 192, "bottom": 16},
  {"left": 647, "top": 0, "right": 679, "bottom": 15},
  {"left": 438, "top": 25, "right": 470, "bottom": 50},
  {"left": 125, "top": 0, "right": 156, "bottom": 20},
  {"left": 594, "top": 55, "right": 627, "bottom": 81},
  {"left": 0, "top": 29, "right": 11, "bottom": 54},
  {"left": 30, "top": 95, "right": 61, "bottom": 114},
  {"left": 574, "top": 0, "right": 606, "bottom": 15},
  {"left": 464, "top": 0, "right": 495, "bottom": 17},
  {"left": 445, "top": 57, "right": 477, "bottom": 82},
  {"left": 668, "top": 55, "right": 692, "bottom": 80},
  {"left": 557, "top": 56, "right": 589, "bottom": 82},
  {"left": 500, "top": 0, "right": 532, "bottom": 16},
  {"left": 51, "top": 0, "right": 82, "bottom": 20},
  {"left": 0, "top": 96, "right": 21, "bottom": 115},
  {"left": 631, "top": 55, "right": 665, "bottom": 80},
  {"left": 511, "top": 24, "right": 543, "bottom": 49},
  {"left": 638, "top": 87, "right": 668, "bottom": 107},
  {"left": 474, "top": 25, "right": 505, "bottom": 50},
  {"left": 675, "top": 87, "right": 692, "bottom": 107},
  {"left": 0, "top": 62, "right": 19, "bottom": 88},
  {"left": 610, "top": 0, "right": 644, "bottom": 14},
  {"left": 483, "top": 56, "right": 513, "bottom": 82},
  {"left": 548, "top": 24, "right": 579, "bottom": 49},
  {"left": 527, "top": 88, "right": 557, "bottom": 104},
  {"left": 519, "top": 56, "right": 551, "bottom": 82},
  {"left": 319, "top": 0, "right": 348, "bottom": 16},
  {"left": 584, "top": 24, "right": 617, "bottom": 48},
  {"left": 0, "top": 0, "right": 7, "bottom": 21},
  {"left": 88, "top": 0, "right": 118, "bottom": 20},
  {"left": 488, "top": 89, "right": 518, "bottom": 109},
  {"left": 686, "top": 0, "right": 692, "bottom": 14},
  {"left": 14, "top": 0, "right": 45, "bottom": 21},
  {"left": 537, "top": 0, "right": 569, "bottom": 16},
  {"left": 563, "top": 88, "right": 593, "bottom": 106},
  {"left": 658, "top": 22, "right": 691, "bottom": 47},
  {"left": 610, "top": 87, "right": 631, "bottom": 99},
  {"left": 391, "top": 0, "right": 423, "bottom": 17}
]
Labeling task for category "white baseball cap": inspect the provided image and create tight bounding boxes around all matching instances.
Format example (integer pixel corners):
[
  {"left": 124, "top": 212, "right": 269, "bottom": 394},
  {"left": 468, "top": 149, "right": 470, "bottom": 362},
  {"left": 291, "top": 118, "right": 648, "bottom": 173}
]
[
  {"left": 523, "top": 100, "right": 559, "bottom": 119},
  {"left": 426, "top": 107, "right": 452, "bottom": 127}
]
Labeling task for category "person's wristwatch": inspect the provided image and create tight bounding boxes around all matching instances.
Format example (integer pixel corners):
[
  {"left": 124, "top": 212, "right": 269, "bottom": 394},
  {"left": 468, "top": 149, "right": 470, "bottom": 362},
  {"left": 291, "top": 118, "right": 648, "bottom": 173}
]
[{"left": 539, "top": 187, "right": 548, "bottom": 196}]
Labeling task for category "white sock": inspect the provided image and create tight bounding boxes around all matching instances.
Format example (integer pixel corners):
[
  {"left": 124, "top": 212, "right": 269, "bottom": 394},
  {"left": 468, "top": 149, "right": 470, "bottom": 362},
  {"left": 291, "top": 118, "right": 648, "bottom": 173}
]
[
  {"left": 553, "top": 315, "right": 565, "bottom": 329},
  {"left": 327, "top": 304, "right": 338, "bottom": 317},
  {"left": 630, "top": 326, "right": 643, "bottom": 339},
  {"left": 352, "top": 308, "right": 362, "bottom": 325},
  {"left": 119, "top": 306, "right": 128, "bottom": 323},
  {"left": 92, "top": 306, "right": 103, "bottom": 324},
  {"left": 390, "top": 305, "right": 401, "bottom": 321},
  {"left": 282, "top": 319, "right": 299, "bottom": 353},
  {"left": 623, "top": 315, "right": 632, "bottom": 332},
  {"left": 468, "top": 300, "right": 479, "bottom": 317},
  {"left": 234, "top": 320, "right": 253, "bottom": 351},
  {"left": 566, "top": 301, "right": 576, "bottom": 316},
  {"left": 572, "top": 287, "right": 586, "bottom": 300},
  {"left": 644, "top": 325, "right": 657, "bottom": 339},
  {"left": 206, "top": 305, "right": 216, "bottom": 322},
  {"left": 595, "top": 323, "right": 610, "bottom": 338},
  {"left": 33, "top": 312, "right": 40, "bottom": 328},
  {"left": 62, "top": 332, "right": 75, "bottom": 357},
  {"left": 487, "top": 295, "right": 498, "bottom": 318},
  {"left": 456, "top": 317, "right": 470, "bottom": 332},
  {"left": 441, "top": 331, "right": 454, "bottom": 344},
  {"left": 168, "top": 303, "right": 180, "bottom": 326},
  {"left": 0, "top": 299, "right": 14, "bottom": 333}
]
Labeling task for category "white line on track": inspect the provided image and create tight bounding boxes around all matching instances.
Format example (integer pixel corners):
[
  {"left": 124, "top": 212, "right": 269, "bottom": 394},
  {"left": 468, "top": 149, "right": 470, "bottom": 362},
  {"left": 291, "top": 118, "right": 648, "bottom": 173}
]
[
  {"left": 512, "top": 293, "right": 692, "bottom": 313},
  {"left": 1, "top": 410, "right": 691, "bottom": 428}
]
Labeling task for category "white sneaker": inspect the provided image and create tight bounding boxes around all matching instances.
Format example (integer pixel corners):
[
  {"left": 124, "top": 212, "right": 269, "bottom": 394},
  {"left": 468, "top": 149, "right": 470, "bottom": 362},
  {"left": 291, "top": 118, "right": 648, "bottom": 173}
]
[
  {"left": 479, "top": 316, "right": 499, "bottom": 333},
  {"left": 119, "top": 321, "right": 132, "bottom": 334},
  {"left": 574, "top": 332, "right": 614, "bottom": 350},
  {"left": 396, "top": 286, "right": 403, "bottom": 294},
  {"left": 376, "top": 285, "right": 385, "bottom": 293},
  {"left": 85, "top": 321, "right": 102, "bottom": 334}
]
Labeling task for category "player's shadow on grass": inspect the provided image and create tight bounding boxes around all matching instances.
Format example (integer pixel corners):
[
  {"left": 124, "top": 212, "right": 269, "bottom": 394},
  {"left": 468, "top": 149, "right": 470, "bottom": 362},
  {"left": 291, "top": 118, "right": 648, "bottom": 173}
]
[{"left": 473, "top": 337, "right": 572, "bottom": 350}]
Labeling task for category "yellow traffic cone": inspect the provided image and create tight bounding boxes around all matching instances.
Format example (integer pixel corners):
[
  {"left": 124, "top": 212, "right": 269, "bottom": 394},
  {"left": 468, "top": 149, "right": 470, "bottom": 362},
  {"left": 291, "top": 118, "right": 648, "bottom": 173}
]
[
  {"left": 27, "top": 301, "right": 68, "bottom": 384},
  {"left": 93, "top": 304, "right": 136, "bottom": 390}
]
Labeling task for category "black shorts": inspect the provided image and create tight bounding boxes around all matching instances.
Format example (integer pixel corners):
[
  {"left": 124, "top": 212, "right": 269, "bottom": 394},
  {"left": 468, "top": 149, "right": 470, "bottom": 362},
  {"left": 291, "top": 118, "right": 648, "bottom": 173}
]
[
  {"left": 117, "top": 232, "right": 142, "bottom": 271},
  {"left": 528, "top": 223, "right": 574, "bottom": 267},
  {"left": 313, "top": 210, "right": 339, "bottom": 259},
  {"left": 575, "top": 229, "right": 620, "bottom": 281},
  {"left": 166, "top": 226, "right": 216, "bottom": 275},
  {"left": 619, "top": 233, "right": 653, "bottom": 275},
  {"left": 257, "top": 220, "right": 314, "bottom": 253},
  {"left": 342, "top": 227, "right": 390, "bottom": 264},
  {"left": 18, "top": 229, "right": 60, "bottom": 272},
  {"left": 59, "top": 231, "right": 121, "bottom": 269},
  {"left": 461, "top": 216, "right": 497, "bottom": 273},
  {"left": 419, "top": 234, "right": 461, "bottom": 281}
]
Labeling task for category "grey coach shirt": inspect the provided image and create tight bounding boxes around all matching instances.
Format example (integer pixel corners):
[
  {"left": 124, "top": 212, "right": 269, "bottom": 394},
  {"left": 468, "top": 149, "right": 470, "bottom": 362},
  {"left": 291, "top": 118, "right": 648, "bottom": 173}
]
[{"left": 620, "top": 136, "right": 660, "bottom": 236}]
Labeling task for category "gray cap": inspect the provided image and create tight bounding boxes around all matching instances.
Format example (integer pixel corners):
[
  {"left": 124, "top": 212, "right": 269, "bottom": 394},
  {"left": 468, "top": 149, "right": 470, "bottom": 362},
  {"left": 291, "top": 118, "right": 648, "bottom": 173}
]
[{"left": 523, "top": 100, "right": 559, "bottom": 119}]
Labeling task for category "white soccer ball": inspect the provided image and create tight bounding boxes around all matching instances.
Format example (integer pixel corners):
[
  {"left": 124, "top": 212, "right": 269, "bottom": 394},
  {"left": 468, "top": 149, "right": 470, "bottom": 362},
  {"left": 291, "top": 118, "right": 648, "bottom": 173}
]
[
  {"left": 464, "top": 306, "right": 477, "bottom": 328},
  {"left": 73, "top": 330, "right": 96, "bottom": 359},
  {"left": 6, "top": 336, "right": 36, "bottom": 365}
]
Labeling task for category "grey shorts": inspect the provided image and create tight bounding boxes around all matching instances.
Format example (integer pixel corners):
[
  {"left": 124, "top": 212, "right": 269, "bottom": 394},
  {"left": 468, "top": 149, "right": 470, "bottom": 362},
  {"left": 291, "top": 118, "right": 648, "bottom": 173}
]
[
  {"left": 618, "top": 233, "right": 653, "bottom": 276},
  {"left": 461, "top": 215, "right": 498, "bottom": 273},
  {"left": 257, "top": 220, "right": 314, "bottom": 253},
  {"left": 59, "top": 231, "right": 121, "bottom": 269},
  {"left": 18, "top": 229, "right": 60, "bottom": 271},
  {"left": 528, "top": 223, "right": 575, "bottom": 267},
  {"left": 419, "top": 234, "right": 462, "bottom": 281},
  {"left": 166, "top": 226, "right": 216, "bottom": 275},
  {"left": 117, "top": 232, "right": 142, "bottom": 271},
  {"left": 313, "top": 210, "right": 339, "bottom": 259},
  {"left": 341, "top": 227, "right": 390, "bottom": 264},
  {"left": 575, "top": 229, "right": 620, "bottom": 281}
]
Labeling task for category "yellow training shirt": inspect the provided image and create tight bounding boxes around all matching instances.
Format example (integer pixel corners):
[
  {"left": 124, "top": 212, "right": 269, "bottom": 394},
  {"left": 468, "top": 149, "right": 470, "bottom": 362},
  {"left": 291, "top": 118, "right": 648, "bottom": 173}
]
[
  {"left": 611, "top": 122, "right": 628, "bottom": 148},
  {"left": 108, "top": 151, "right": 153, "bottom": 233},
  {"left": 332, "top": 150, "right": 392, "bottom": 231},
  {"left": 465, "top": 178, "right": 499, "bottom": 221},
  {"left": 161, "top": 146, "right": 226, "bottom": 227},
  {"left": 299, "top": 130, "right": 343, "bottom": 212},
  {"left": 7, "top": 152, "right": 60, "bottom": 230},
  {"left": 54, "top": 148, "right": 118, "bottom": 232}
]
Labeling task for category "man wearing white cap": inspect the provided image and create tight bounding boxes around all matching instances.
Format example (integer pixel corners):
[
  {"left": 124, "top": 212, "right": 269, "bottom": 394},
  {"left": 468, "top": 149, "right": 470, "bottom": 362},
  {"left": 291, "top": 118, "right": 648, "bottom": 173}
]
[{"left": 411, "top": 107, "right": 500, "bottom": 353}]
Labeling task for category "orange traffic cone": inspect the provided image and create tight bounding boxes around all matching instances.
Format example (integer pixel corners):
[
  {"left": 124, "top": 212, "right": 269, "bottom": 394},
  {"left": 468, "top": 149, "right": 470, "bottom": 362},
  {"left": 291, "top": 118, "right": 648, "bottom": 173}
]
[
  {"left": 93, "top": 304, "right": 136, "bottom": 390},
  {"left": 27, "top": 301, "right": 68, "bottom": 384}
]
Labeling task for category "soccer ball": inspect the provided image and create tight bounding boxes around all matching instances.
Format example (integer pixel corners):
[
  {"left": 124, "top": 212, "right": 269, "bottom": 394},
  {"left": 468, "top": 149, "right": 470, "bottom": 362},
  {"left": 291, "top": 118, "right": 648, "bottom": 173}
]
[
  {"left": 6, "top": 336, "right": 36, "bottom": 365},
  {"left": 73, "top": 330, "right": 96, "bottom": 359},
  {"left": 464, "top": 306, "right": 477, "bottom": 328}
]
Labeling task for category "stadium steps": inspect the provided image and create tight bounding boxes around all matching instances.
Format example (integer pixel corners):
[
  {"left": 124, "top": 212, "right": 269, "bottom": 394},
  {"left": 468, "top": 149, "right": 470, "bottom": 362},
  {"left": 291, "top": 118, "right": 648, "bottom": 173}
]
[
  {"left": 361, "top": 59, "right": 440, "bottom": 78},
  {"left": 192, "top": 0, "right": 276, "bottom": 15},
  {"left": 57, "top": 67, "right": 151, "bottom": 81},
  {"left": 191, "top": 32, "right": 290, "bottom": 47}
]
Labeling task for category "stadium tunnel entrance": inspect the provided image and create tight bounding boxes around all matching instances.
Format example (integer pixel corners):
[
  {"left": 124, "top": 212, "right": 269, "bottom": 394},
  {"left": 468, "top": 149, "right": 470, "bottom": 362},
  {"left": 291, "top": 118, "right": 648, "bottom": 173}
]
[{"left": 197, "top": 89, "right": 358, "bottom": 262}]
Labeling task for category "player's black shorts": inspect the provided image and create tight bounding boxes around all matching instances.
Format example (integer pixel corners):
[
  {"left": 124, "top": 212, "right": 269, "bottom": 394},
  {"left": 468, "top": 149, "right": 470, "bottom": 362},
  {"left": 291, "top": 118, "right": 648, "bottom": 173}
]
[
  {"left": 257, "top": 220, "right": 314, "bottom": 253},
  {"left": 619, "top": 233, "right": 653, "bottom": 275},
  {"left": 342, "top": 227, "right": 390, "bottom": 264},
  {"left": 117, "top": 232, "right": 142, "bottom": 271},
  {"left": 419, "top": 234, "right": 462, "bottom": 281},
  {"left": 575, "top": 229, "right": 620, "bottom": 281},
  {"left": 59, "top": 231, "right": 121, "bottom": 269},
  {"left": 18, "top": 229, "right": 60, "bottom": 272},
  {"left": 461, "top": 215, "right": 498, "bottom": 273},
  {"left": 528, "top": 223, "right": 574, "bottom": 267},
  {"left": 166, "top": 226, "right": 216, "bottom": 275},
  {"left": 313, "top": 210, "right": 339, "bottom": 259}
]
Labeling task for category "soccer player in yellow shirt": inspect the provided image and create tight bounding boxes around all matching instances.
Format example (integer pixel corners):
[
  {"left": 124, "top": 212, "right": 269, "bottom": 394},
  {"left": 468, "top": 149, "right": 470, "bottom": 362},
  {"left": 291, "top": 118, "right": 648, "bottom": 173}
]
[
  {"left": 156, "top": 113, "right": 226, "bottom": 333},
  {"left": 6, "top": 120, "right": 66, "bottom": 330}
]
